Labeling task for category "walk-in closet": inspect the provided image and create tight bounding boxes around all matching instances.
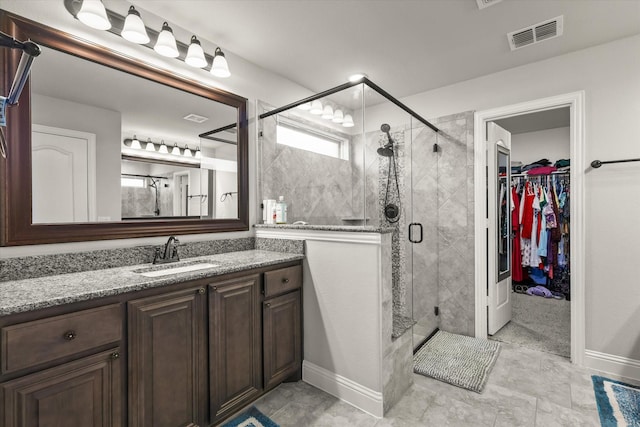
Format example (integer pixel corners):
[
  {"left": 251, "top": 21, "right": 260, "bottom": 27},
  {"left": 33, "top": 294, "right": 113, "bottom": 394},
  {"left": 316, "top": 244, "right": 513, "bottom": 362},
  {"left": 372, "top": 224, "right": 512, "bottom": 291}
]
[{"left": 490, "top": 107, "right": 572, "bottom": 358}]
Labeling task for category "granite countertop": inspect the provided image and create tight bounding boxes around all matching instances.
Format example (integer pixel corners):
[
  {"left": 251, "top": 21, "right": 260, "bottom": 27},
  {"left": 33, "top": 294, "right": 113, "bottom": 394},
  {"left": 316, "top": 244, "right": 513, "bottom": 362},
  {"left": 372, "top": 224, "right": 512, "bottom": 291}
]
[
  {"left": 0, "top": 250, "right": 304, "bottom": 317},
  {"left": 254, "top": 224, "right": 395, "bottom": 233}
]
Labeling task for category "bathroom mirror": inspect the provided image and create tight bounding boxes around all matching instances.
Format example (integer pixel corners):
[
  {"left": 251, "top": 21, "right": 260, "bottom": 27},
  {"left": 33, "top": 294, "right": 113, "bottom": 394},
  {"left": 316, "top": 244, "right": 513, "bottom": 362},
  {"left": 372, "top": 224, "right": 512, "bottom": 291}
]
[{"left": 0, "top": 11, "right": 248, "bottom": 245}]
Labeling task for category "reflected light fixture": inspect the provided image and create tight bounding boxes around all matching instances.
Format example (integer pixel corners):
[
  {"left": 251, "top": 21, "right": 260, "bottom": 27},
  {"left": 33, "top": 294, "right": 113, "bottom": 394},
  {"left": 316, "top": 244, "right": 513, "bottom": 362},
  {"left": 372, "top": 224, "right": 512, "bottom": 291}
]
[
  {"left": 121, "top": 6, "right": 149, "bottom": 44},
  {"left": 154, "top": 22, "right": 179, "bottom": 58},
  {"left": 309, "top": 100, "right": 323, "bottom": 115},
  {"left": 348, "top": 73, "right": 367, "bottom": 83},
  {"left": 145, "top": 138, "right": 156, "bottom": 152},
  {"left": 342, "top": 114, "right": 355, "bottom": 127},
  {"left": 211, "top": 47, "right": 231, "bottom": 78},
  {"left": 158, "top": 140, "right": 169, "bottom": 154},
  {"left": 185, "top": 36, "right": 207, "bottom": 68},
  {"left": 77, "top": 0, "right": 111, "bottom": 30},
  {"left": 298, "top": 102, "right": 311, "bottom": 110},
  {"left": 131, "top": 135, "right": 142, "bottom": 149},
  {"left": 332, "top": 109, "right": 344, "bottom": 123},
  {"left": 195, "top": 147, "right": 202, "bottom": 158},
  {"left": 321, "top": 105, "right": 334, "bottom": 120},
  {"left": 171, "top": 143, "right": 181, "bottom": 155},
  {"left": 183, "top": 145, "right": 192, "bottom": 157}
]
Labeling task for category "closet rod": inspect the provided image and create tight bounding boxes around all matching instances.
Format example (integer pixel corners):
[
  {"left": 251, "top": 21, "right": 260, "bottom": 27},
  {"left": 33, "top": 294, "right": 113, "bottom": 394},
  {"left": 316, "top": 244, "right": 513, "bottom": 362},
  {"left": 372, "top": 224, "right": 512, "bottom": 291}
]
[
  {"left": 511, "top": 171, "right": 570, "bottom": 178},
  {"left": 590, "top": 158, "right": 640, "bottom": 168}
]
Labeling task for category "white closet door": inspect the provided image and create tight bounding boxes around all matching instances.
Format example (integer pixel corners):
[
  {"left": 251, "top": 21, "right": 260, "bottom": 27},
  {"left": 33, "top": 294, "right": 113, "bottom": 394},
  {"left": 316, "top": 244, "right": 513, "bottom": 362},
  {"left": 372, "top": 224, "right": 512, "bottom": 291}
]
[
  {"left": 487, "top": 122, "right": 512, "bottom": 335},
  {"left": 32, "top": 124, "right": 96, "bottom": 223}
]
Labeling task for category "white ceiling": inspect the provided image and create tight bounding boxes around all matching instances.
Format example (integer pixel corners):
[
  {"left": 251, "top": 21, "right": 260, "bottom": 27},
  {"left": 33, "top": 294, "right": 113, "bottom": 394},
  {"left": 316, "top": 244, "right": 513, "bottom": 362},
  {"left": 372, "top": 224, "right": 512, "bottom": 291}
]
[
  {"left": 132, "top": 0, "right": 640, "bottom": 99},
  {"left": 495, "top": 107, "right": 570, "bottom": 134}
]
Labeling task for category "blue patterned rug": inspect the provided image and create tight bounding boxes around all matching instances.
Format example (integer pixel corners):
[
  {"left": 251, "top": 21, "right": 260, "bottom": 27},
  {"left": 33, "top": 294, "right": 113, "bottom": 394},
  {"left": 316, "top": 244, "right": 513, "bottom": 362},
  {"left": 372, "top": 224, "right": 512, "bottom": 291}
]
[
  {"left": 592, "top": 375, "right": 640, "bottom": 427},
  {"left": 222, "top": 406, "right": 279, "bottom": 427}
]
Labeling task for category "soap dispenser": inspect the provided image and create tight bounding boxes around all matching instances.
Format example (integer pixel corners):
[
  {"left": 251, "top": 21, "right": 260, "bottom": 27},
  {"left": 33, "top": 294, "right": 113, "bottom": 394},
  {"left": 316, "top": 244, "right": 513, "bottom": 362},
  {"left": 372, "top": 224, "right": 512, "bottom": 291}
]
[{"left": 275, "top": 196, "right": 287, "bottom": 224}]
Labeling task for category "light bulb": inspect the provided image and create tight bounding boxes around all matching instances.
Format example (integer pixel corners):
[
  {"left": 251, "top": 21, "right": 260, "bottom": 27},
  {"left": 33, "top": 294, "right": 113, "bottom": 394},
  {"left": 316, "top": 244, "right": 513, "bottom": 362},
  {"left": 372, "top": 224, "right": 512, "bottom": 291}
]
[
  {"left": 145, "top": 139, "right": 155, "bottom": 152},
  {"left": 183, "top": 145, "right": 192, "bottom": 157},
  {"left": 154, "top": 22, "right": 179, "bottom": 58},
  {"left": 121, "top": 6, "right": 149, "bottom": 44},
  {"left": 158, "top": 140, "right": 168, "bottom": 154},
  {"left": 321, "top": 105, "right": 334, "bottom": 120},
  {"left": 131, "top": 135, "right": 141, "bottom": 149},
  {"left": 171, "top": 143, "right": 181, "bottom": 155},
  {"left": 211, "top": 47, "right": 231, "bottom": 78},
  {"left": 77, "top": 0, "right": 111, "bottom": 30},
  {"left": 309, "top": 100, "right": 323, "bottom": 115},
  {"left": 342, "top": 114, "right": 355, "bottom": 127},
  {"left": 185, "top": 36, "right": 207, "bottom": 68},
  {"left": 332, "top": 109, "right": 344, "bottom": 123}
]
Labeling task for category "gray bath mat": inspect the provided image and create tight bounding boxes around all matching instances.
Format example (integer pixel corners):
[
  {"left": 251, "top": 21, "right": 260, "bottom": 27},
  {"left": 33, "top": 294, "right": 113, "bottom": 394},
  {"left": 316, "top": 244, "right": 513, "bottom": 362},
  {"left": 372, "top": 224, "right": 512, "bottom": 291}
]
[{"left": 413, "top": 330, "right": 500, "bottom": 393}]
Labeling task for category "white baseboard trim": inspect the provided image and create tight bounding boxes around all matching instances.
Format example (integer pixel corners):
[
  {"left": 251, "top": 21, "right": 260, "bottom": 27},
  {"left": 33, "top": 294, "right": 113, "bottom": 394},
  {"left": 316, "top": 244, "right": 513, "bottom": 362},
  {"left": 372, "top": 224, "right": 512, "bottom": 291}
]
[
  {"left": 584, "top": 350, "right": 640, "bottom": 383},
  {"left": 302, "top": 360, "right": 383, "bottom": 418}
]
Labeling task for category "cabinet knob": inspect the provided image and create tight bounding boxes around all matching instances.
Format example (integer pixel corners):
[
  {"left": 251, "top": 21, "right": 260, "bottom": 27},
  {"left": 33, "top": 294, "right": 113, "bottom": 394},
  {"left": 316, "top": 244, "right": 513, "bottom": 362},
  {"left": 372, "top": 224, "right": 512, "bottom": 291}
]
[
  {"left": 110, "top": 351, "right": 120, "bottom": 360},
  {"left": 198, "top": 288, "right": 205, "bottom": 294},
  {"left": 266, "top": 302, "right": 271, "bottom": 308},
  {"left": 282, "top": 278, "right": 290, "bottom": 284},
  {"left": 63, "top": 330, "right": 76, "bottom": 341},
  {"left": 212, "top": 286, "right": 217, "bottom": 290}
]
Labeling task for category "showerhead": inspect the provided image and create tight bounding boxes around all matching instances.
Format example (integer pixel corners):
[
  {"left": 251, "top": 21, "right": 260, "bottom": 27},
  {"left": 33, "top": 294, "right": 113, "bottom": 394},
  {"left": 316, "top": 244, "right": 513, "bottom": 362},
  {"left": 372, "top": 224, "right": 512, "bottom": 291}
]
[{"left": 378, "top": 123, "right": 394, "bottom": 156}]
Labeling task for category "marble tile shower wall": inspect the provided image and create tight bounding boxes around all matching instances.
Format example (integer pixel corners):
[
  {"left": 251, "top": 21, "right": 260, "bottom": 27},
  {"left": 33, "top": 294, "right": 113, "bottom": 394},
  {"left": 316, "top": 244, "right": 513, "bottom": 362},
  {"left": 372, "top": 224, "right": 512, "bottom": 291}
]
[
  {"left": 258, "top": 110, "right": 359, "bottom": 225},
  {"left": 121, "top": 175, "right": 173, "bottom": 218}
]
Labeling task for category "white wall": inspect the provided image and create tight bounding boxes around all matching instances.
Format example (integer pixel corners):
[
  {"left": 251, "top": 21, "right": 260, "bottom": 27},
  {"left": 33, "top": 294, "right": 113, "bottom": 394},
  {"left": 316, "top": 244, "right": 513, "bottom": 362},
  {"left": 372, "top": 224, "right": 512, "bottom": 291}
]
[
  {"left": 32, "top": 93, "right": 122, "bottom": 221},
  {"left": 0, "top": 0, "right": 313, "bottom": 257},
  {"left": 510, "top": 127, "right": 570, "bottom": 166},
  {"left": 392, "top": 34, "right": 640, "bottom": 364}
]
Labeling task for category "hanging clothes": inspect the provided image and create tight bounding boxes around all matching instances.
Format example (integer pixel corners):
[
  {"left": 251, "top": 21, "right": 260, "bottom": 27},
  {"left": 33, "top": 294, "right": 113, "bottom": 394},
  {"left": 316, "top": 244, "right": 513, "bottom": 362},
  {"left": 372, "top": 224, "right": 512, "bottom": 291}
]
[{"left": 511, "top": 186, "right": 523, "bottom": 282}]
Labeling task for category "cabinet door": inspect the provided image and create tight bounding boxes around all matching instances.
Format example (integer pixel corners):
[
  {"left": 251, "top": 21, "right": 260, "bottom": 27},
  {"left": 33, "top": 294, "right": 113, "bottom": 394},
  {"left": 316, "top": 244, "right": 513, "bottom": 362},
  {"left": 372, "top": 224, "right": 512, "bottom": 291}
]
[
  {"left": 210, "top": 274, "right": 262, "bottom": 422},
  {"left": 1, "top": 348, "right": 123, "bottom": 427},
  {"left": 128, "top": 287, "right": 207, "bottom": 427},
  {"left": 263, "top": 290, "right": 302, "bottom": 390}
]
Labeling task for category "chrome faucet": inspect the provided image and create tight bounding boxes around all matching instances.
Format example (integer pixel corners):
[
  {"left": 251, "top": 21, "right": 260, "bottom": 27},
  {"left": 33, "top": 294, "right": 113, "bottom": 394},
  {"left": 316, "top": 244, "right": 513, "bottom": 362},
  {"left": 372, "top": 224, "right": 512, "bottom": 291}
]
[{"left": 153, "top": 236, "right": 180, "bottom": 264}]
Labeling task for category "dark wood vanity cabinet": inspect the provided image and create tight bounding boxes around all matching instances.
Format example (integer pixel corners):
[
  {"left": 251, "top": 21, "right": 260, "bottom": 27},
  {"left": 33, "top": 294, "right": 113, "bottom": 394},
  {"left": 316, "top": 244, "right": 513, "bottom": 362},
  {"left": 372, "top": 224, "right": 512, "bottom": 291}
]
[
  {"left": 209, "top": 274, "right": 262, "bottom": 423},
  {"left": 128, "top": 286, "right": 208, "bottom": 427}
]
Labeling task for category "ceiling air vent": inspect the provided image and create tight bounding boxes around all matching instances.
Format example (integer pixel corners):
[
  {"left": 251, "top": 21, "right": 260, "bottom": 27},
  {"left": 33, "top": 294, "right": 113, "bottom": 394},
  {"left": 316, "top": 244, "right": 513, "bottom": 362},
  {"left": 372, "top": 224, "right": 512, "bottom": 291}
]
[
  {"left": 183, "top": 113, "right": 209, "bottom": 123},
  {"left": 507, "top": 15, "right": 564, "bottom": 51},
  {"left": 476, "top": 0, "right": 503, "bottom": 9}
]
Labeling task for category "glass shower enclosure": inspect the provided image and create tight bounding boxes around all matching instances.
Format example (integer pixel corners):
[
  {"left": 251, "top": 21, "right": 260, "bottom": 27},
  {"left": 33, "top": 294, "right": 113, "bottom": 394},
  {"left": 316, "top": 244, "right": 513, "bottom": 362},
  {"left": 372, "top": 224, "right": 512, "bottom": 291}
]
[{"left": 257, "top": 78, "right": 442, "bottom": 350}]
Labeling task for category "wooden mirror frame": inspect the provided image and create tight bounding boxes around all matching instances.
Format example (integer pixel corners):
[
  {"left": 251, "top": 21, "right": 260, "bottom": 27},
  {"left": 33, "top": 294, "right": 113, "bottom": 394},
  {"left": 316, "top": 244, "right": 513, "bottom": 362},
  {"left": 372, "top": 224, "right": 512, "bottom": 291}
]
[{"left": 0, "top": 11, "right": 249, "bottom": 246}]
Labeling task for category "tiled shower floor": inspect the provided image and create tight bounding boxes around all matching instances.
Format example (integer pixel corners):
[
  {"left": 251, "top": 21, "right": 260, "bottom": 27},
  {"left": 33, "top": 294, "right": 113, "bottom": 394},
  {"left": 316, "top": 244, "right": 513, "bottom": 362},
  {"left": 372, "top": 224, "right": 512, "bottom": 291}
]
[{"left": 253, "top": 342, "right": 607, "bottom": 426}]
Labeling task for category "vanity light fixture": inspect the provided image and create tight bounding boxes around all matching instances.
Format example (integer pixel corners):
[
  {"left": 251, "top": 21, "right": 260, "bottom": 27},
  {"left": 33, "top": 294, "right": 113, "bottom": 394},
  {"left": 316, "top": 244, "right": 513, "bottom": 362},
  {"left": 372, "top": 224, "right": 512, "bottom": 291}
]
[
  {"left": 158, "top": 140, "right": 169, "bottom": 154},
  {"left": 131, "top": 135, "right": 142, "bottom": 149},
  {"left": 121, "top": 6, "right": 149, "bottom": 44},
  {"left": 309, "top": 100, "right": 323, "bottom": 115},
  {"left": 145, "top": 138, "right": 156, "bottom": 152},
  {"left": 185, "top": 36, "right": 207, "bottom": 68},
  {"left": 342, "top": 114, "right": 355, "bottom": 128},
  {"left": 211, "top": 47, "right": 231, "bottom": 78},
  {"left": 332, "top": 109, "right": 344, "bottom": 123},
  {"left": 195, "top": 147, "right": 202, "bottom": 158},
  {"left": 183, "top": 145, "right": 192, "bottom": 157},
  {"left": 154, "top": 22, "right": 179, "bottom": 58},
  {"left": 77, "top": 0, "right": 111, "bottom": 30},
  {"left": 321, "top": 105, "right": 334, "bottom": 120},
  {"left": 171, "top": 143, "right": 181, "bottom": 155}
]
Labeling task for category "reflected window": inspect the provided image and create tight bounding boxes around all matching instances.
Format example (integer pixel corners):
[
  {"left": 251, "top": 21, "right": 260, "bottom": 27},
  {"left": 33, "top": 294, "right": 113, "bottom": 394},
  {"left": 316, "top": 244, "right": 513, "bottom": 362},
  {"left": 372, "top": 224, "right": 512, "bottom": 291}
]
[{"left": 276, "top": 121, "right": 348, "bottom": 160}]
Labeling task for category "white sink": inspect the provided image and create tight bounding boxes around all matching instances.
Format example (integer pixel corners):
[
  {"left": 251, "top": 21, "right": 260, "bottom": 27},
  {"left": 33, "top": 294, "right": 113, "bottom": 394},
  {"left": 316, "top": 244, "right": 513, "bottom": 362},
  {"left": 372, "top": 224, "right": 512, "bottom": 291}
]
[{"left": 138, "top": 262, "right": 218, "bottom": 277}]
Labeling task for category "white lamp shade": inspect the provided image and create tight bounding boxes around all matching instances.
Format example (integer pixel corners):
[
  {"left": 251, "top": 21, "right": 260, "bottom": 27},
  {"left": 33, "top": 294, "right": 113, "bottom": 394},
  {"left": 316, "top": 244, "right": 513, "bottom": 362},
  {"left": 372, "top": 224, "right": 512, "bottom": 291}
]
[
  {"left": 131, "top": 136, "right": 142, "bottom": 149},
  {"left": 158, "top": 142, "right": 169, "bottom": 154},
  {"left": 342, "top": 114, "right": 355, "bottom": 127},
  {"left": 321, "top": 105, "right": 334, "bottom": 120},
  {"left": 77, "top": 0, "right": 111, "bottom": 30},
  {"left": 297, "top": 102, "right": 312, "bottom": 110},
  {"left": 183, "top": 145, "right": 192, "bottom": 157},
  {"left": 145, "top": 140, "right": 156, "bottom": 151},
  {"left": 332, "top": 109, "right": 344, "bottom": 123},
  {"left": 211, "top": 48, "right": 231, "bottom": 78},
  {"left": 309, "top": 100, "right": 323, "bottom": 115},
  {"left": 185, "top": 36, "right": 207, "bottom": 68},
  {"left": 121, "top": 7, "right": 149, "bottom": 44},
  {"left": 154, "top": 23, "right": 179, "bottom": 58},
  {"left": 195, "top": 148, "right": 202, "bottom": 158},
  {"left": 171, "top": 144, "right": 181, "bottom": 155}
]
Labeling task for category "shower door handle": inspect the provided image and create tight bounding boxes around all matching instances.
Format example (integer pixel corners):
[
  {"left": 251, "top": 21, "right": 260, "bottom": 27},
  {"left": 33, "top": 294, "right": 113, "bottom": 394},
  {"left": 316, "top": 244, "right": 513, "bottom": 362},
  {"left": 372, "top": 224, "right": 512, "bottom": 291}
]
[{"left": 408, "top": 223, "right": 423, "bottom": 243}]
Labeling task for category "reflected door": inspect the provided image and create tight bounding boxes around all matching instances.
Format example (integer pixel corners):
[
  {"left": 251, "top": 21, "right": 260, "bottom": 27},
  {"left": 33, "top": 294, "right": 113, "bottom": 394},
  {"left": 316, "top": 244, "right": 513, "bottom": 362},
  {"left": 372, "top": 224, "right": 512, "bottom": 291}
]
[
  {"left": 32, "top": 125, "right": 96, "bottom": 223},
  {"left": 487, "top": 122, "right": 512, "bottom": 335}
]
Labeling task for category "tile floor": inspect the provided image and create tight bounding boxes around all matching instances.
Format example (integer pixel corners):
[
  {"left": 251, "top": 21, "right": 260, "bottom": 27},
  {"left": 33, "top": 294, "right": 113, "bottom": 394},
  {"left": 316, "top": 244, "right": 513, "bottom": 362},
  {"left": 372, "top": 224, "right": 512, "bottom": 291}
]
[{"left": 254, "top": 342, "right": 611, "bottom": 426}]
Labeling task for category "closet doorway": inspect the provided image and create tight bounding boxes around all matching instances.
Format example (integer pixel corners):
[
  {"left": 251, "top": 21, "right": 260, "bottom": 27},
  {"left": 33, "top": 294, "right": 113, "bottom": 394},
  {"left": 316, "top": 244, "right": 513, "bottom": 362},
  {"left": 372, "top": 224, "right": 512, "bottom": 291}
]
[{"left": 474, "top": 92, "right": 585, "bottom": 365}]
